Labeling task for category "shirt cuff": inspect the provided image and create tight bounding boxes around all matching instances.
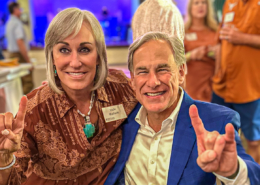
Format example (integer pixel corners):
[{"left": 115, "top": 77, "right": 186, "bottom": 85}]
[{"left": 214, "top": 156, "right": 250, "bottom": 185}]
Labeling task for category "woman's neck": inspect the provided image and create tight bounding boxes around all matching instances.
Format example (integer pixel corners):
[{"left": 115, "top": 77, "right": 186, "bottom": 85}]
[
  {"left": 190, "top": 17, "right": 207, "bottom": 30},
  {"left": 62, "top": 85, "right": 93, "bottom": 114}
]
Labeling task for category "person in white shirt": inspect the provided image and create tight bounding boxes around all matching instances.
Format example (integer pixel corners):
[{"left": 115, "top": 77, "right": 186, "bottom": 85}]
[
  {"left": 105, "top": 32, "right": 260, "bottom": 185},
  {"left": 5, "top": 2, "right": 33, "bottom": 94}
]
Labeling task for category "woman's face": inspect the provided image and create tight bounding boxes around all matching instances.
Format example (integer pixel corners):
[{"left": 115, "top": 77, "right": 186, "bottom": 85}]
[
  {"left": 191, "top": 0, "right": 208, "bottom": 20},
  {"left": 52, "top": 23, "right": 99, "bottom": 92}
]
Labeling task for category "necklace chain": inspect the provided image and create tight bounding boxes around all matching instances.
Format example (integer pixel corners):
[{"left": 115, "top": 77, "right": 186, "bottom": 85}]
[{"left": 77, "top": 91, "right": 95, "bottom": 124}]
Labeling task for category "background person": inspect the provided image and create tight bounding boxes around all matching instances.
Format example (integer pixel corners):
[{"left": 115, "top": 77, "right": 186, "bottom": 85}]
[
  {"left": 0, "top": 8, "right": 137, "bottom": 185},
  {"left": 5, "top": 2, "right": 33, "bottom": 94},
  {"left": 212, "top": 0, "right": 260, "bottom": 164},
  {"left": 131, "top": 0, "right": 184, "bottom": 42},
  {"left": 0, "top": 47, "right": 4, "bottom": 60},
  {"left": 184, "top": 0, "right": 219, "bottom": 102},
  {"left": 0, "top": 33, "right": 5, "bottom": 113}
]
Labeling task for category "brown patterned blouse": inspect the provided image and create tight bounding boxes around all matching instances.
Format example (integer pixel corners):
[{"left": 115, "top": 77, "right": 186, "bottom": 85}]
[{"left": 8, "top": 69, "right": 138, "bottom": 185}]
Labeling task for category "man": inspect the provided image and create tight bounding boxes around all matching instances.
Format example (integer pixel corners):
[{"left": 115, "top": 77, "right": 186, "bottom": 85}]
[
  {"left": 5, "top": 2, "right": 33, "bottom": 94},
  {"left": 105, "top": 32, "right": 260, "bottom": 185},
  {"left": 212, "top": 0, "right": 260, "bottom": 163}
]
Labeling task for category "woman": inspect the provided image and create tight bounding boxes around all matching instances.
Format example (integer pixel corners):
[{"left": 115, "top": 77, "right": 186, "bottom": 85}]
[
  {"left": 184, "top": 0, "right": 219, "bottom": 102},
  {"left": 0, "top": 8, "right": 137, "bottom": 185}
]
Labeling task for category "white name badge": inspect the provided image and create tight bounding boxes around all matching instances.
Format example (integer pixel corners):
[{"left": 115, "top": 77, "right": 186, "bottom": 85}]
[
  {"left": 185, "top": 33, "right": 197, "bottom": 41},
  {"left": 224, "top": 12, "right": 235, "bottom": 23},
  {"left": 102, "top": 104, "right": 127, "bottom": 123}
]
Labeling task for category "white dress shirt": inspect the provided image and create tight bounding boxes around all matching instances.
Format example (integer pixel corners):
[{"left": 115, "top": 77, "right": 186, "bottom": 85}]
[
  {"left": 5, "top": 15, "right": 29, "bottom": 52},
  {"left": 125, "top": 88, "right": 250, "bottom": 185}
]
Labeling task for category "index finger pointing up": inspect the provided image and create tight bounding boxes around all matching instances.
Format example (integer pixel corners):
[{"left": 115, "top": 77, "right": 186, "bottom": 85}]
[
  {"left": 16, "top": 96, "right": 28, "bottom": 126},
  {"left": 225, "top": 123, "right": 235, "bottom": 142},
  {"left": 189, "top": 104, "right": 206, "bottom": 137}
]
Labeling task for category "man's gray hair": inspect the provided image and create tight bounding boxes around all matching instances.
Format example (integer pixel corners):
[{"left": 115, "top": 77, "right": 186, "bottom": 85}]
[
  {"left": 128, "top": 32, "right": 186, "bottom": 72},
  {"left": 45, "top": 8, "right": 108, "bottom": 94}
]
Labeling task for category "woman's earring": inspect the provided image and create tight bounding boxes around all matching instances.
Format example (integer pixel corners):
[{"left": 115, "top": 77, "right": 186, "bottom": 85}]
[{"left": 54, "top": 65, "right": 57, "bottom": 76}]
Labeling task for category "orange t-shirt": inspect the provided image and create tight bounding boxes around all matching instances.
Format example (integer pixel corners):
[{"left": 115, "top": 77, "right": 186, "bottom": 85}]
[
  {"left": 213, "top": 0, "right": 260, "bottom": 103},
  {"left": 184, "top": 28, "right": 216, "bottom": 102}
]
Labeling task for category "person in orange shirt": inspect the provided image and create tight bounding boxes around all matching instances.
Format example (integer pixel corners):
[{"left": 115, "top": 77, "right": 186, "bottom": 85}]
[
  {"left": 184, "top": 0, "right": 220, "bottom": 102},
  {"left": 212, "top": 0, "right": 260, "bottom": 163}
]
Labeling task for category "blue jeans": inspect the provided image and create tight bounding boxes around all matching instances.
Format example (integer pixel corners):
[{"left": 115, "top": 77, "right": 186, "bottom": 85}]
[{"left": 211, "top": 92, "right": 260, "bottom": 141}]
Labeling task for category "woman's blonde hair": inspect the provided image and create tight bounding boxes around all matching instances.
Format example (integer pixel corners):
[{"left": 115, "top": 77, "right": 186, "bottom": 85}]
[
  {"left": 45, "top": 8, "right": 108, "bottom": 94},
  {"left": 185, "top": 0, "right": 218, "bottom": 31}
]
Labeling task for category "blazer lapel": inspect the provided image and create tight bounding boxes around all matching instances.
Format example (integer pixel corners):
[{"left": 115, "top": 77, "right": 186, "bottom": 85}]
[
  {"left": 105, "top": 103, "right": 141, "bottom": 185},
  {"left": 167, "top": 92, "right": 197, "bottom": 185},
  {"left": 121, "top": 103, "right": 141, "bottom": 162}
]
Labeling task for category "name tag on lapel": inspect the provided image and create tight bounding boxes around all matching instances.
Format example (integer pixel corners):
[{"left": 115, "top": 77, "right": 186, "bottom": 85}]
[
  {"left": 224, "top": 12, "right": 235, "bottom": 23},
  {"left": 102, "top": 104, "right": 127, "bottom": 123},
  {"left": 185, "top": 33, "right": 197, "bottom": 41}
]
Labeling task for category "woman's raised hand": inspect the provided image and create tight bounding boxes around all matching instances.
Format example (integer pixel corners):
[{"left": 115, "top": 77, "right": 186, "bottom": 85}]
[{"left": 0, "top": 96, "right": 27, "bottom": 166}]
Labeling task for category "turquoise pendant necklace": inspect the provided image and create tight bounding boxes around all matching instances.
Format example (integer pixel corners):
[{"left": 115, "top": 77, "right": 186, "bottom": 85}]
[{"left": 77, "top": 91, "right": 95, "bottom": 138}]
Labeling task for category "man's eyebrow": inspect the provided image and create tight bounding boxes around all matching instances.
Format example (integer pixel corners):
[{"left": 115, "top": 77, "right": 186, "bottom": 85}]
[
  {"left": 157, "top": 64, "right": 170, "bottom": 68},
  {"left": 135, "top": 66, "right": 147, "bottom": 71}
]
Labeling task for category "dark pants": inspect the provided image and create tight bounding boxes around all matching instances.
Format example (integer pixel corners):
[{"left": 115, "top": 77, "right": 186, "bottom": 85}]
[
  {"left": 9, "top": 52, "right": 34, "bottom": 95},
  {"left": 211, "top": 92, "right": 260, "bottom": 141}
]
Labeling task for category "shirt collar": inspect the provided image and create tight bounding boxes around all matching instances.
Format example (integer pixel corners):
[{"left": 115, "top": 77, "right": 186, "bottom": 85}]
[
  {"left": 56, "top": 70, "right": 133, "bottom": 118},
  {"left": 55, "top": 91, "right": 75, "bottom": 118},
  {"left": 135, "top": 87, "right": 184, "bottom": 127},
  {"left": 96, "top": 86, "right": 109, "bottom": 102},
  {"left": 55, "top": 84, "right": 109, "bottom": 118},
  {"left": 10, "top": 15, "right": 20, "bottom": 21}
]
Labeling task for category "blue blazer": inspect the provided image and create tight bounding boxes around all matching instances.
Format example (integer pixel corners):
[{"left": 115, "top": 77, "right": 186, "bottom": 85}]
[{"left": 105, "top": 92, "right": 260, "bottom": 185}]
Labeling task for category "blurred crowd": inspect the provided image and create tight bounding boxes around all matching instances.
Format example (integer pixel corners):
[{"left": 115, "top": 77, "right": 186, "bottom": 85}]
[{"left": 184, "top": 0, "right": 260, "bottom": 164}]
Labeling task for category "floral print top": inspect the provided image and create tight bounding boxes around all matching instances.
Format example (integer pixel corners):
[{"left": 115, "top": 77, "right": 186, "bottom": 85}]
[{"left": 9, "top": 69, "right": 138, "bottom": 185}]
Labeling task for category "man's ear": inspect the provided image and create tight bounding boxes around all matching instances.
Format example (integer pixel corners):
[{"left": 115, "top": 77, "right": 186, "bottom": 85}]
[
  {"left": 130, "top": 72, "right": 136, "bottom": 91},
  {"left": 178, "top": 64, "right": 186, "bottom": 85}
]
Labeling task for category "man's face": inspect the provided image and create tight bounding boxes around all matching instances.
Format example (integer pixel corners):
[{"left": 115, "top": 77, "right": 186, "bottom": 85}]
[
  {"left": 13, "top": 6, "right": 22, "bottom": 18},
  {"left": 131, "top": 39, "right": 185, "bottom": 115}
]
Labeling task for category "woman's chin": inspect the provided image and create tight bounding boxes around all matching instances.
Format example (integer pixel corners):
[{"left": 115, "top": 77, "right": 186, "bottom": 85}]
[{"left": 61, "top": 83, "right": 92, "bottom": 92}]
